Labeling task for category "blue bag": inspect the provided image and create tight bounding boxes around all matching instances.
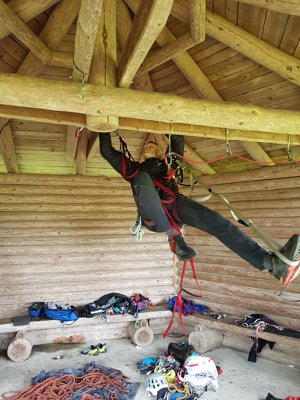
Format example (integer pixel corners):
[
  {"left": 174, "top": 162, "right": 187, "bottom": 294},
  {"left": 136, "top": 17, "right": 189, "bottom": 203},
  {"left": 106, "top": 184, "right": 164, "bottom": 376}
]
[
  {"left": 44, "top": 307, "right": 78, "bottom": 322},
  {"left": 28, "top": 302, "right": 45, "bottom": 318}
]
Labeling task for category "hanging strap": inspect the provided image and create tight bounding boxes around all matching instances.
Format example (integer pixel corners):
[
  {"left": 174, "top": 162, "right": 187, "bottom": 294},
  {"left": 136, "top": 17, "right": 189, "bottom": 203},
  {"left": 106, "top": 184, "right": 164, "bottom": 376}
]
[
  {"left": 163, "top": 258, "right": 202, "bottom": 338},
  {"left": 118, "top": 135, "right": 140, "bottom": 179},
  {"left": 192, "top": 178, "right": 300, "bottom": 269}
]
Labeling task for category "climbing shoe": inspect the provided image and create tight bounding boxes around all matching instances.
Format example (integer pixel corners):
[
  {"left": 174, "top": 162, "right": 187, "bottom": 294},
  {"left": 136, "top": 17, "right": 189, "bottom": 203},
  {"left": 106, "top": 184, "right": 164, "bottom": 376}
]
[
  {"left": 81, "top": 343, "right": 107, "bottom": 356},
  {"left": 171, "top": 235, "right": 196, "bottom": 261},
  {"left": 271, "top": 234, "right": 300, "bottom": 285}
]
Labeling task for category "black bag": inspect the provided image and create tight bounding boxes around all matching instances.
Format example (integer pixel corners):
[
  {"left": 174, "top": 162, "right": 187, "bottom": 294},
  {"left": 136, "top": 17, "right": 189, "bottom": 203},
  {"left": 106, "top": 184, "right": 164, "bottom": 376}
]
[
  {"left": 167, "top": 341, "right": 194, "bottom": 364},
  {"left": 80, "top": 293, "right": 133, "bottom": 318}
]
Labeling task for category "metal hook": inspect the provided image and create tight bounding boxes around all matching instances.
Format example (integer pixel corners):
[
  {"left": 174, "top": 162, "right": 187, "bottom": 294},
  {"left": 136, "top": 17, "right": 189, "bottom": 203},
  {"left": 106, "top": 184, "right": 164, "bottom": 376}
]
[
  {"left": 287, "top": 134, "right": 294, "bottom": 161},
  {"left": 225, "top": 128, "right": 232, "bottom": 155},
  {"left": 72, "top": 61, "right": 89, "bottom": 99},
  {"left": 167, "top": 123, "right": 174, "bottom": 169}
]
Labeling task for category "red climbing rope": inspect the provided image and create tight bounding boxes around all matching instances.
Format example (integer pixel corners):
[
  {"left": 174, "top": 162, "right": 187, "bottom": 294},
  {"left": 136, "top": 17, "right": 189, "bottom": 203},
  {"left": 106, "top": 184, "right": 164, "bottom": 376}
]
[{"left": 2, "top": 370, "right": 130, "bottom": 400}]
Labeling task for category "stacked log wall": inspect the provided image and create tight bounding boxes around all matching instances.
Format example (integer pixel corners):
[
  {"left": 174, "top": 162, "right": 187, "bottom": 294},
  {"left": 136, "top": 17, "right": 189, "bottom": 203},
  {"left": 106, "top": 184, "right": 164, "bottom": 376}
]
[
  {"left": 179, "top": 164, "right": 300, "bottom": 362},
  {"left": 0, "top": 173, "right": 174, "bottom": 342}
]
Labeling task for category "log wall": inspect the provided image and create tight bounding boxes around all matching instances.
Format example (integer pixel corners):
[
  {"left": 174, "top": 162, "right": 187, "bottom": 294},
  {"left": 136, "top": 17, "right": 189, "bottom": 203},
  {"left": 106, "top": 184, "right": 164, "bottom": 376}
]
[
  {"left": 179, "top": 164, "right": 300, "bottom": 362},
  {"left": 0, "top": 173, "right": 174, "bottom": 324}
]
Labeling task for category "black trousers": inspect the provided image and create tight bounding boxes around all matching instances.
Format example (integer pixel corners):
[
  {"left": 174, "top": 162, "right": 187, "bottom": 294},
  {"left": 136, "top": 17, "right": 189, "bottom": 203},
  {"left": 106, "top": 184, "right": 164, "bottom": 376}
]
[{"left": 131, "top": 171, "right": 269, "bottom": 270}]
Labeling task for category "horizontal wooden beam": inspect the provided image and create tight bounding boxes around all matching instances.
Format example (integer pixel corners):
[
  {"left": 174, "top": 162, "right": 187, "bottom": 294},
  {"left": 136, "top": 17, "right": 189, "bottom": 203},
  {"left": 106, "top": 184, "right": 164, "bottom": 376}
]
[
  {"left": 0, "top": 104, "right": 300, "bottom": 146},
  {"left": 1, "top": 74, "right": 300, "bottom": 134}
]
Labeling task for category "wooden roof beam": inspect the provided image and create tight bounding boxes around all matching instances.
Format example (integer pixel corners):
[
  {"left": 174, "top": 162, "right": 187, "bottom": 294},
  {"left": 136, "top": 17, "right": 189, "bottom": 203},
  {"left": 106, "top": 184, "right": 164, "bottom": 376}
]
[
  {"left": 18, "top": 0, "right": 81, "bottom": 76},
  {"left": 206, "top": 10, "right": 300, "bottom": 86},
  {"left": 130, "top": 1, "right": 272, "bottom": 165},
  {"left": 0, "top": 0, "right": 53, "bottom": 64},
  {"left": 74, "top": 129, "right": 88, "bottom": 175},
  {"left": 66, "top": 126, "right": 80, "bottom": 162},
  {"left": 0, "top": 120, "right": 19, "bottom": 173},
  {"left": 136, "top": 32, "right": 198, "bottom": 77},
  {"left": 0, "top": 105, "right": 300, "bottom": 146},
  {"left": 123, "top": 0, "right": 215, "bottom": 174},
  {"left": 72, "top": 0, "right": 103, "bottom": 82},
  {"left": 232, "top": 0, "right": 300, "bottom": 16},
  {"left": 126, "top": 0, "right": 220, "bottom": 101},
  {"left": 0, "top": 0, "right": 60, "bottom": 41},
  {"left": 189, "top": 0, "right": 205, "bottom": 43},
  {"left": 118, "top": 0, "right": 174, "bottom": 88},
  {"left": 171, "top": 3, "right": 300, "bottom": 86},
  {"left": 86, "top": 0, "right": 118, "bottom": 133},
  {"left": 2, "top": 74, "right": 300, "bottom": 135}
]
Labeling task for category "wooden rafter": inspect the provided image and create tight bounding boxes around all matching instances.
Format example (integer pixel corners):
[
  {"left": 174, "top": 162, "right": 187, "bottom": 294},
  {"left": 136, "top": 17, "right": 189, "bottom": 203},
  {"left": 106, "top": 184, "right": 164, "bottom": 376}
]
[
  {"left": 171, "top": 3, "right": 300, "bottom": 86},
  {"left": 0, "top": 120, "right": 19, "bottom": 173},
  {"left": 86, "top": 0, "right": 118, "bottom": 133},
  {"left": 0, "top": 0, "right": 60, "bottom": 41},
  {"left": 72, "top": 0, "right": 103, "bottom": 82},
  {"left": 0, "top": 104, "right": 300, "bottom": 145},
  {"left": 118, "top": 0, "right": 174, "bottom": 88},
  {"left": 123, "top": 1, "right": 216, "bottom": 174},
  {"left": 137, "top": 32, "right": 197, "bottom": 77},
  {"left": 126, "top": 0, "right": 217, "bottom": 99},
  {"left": 1, "top": 74, "right": 300, "bottom": 134},
  {"left": 18, "top": 0, "right": 81, "bottom": 76},
  {"left": 66, "top": 126, "right": 80, "bottom": 162},
  {"left": 232, "top": 0, "right": 300, "bottom": 16},
  {"left": 75, "top": 129, "right": 88, "bottom": 175},
  {"left": 189, "top": 0, "right": 206, "bottom": 43},
  {"left": 0, "top": 0, "right": 53, "bottom": 64},
  {"left": 128, "top": 0, "right": 272, "bottom": 164}
]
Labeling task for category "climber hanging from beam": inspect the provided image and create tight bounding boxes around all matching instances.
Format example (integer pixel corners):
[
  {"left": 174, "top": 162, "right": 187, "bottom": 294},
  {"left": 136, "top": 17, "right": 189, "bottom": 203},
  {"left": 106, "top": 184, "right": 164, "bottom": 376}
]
[{"left": 99, "top": 131, "right": 300, "bottom": 286}]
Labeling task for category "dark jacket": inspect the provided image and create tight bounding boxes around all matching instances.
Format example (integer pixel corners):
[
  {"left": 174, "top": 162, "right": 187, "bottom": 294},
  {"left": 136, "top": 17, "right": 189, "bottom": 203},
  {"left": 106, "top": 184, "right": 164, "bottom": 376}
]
[{"left": 99, "top": 132, "right": 184, "bottom": 199}]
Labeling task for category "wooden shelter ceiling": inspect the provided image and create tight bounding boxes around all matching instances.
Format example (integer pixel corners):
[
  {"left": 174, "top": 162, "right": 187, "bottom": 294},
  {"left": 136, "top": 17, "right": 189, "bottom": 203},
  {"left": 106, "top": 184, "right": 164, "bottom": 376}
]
[{"left": 0, "top": 0, "right": 299, "bottom": 177}]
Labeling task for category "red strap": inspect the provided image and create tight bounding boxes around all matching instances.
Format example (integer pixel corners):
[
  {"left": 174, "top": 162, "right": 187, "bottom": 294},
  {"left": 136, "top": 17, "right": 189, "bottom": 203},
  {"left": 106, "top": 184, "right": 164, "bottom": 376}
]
[
  {"left": 189, "top": 258, "right": 202, "bottom": 296},
  {"left": 152, "top": 179, "right": 176, "bottom": 199},
  {"left": 120, "top": 141, "right": 140, "bottom": 179}
]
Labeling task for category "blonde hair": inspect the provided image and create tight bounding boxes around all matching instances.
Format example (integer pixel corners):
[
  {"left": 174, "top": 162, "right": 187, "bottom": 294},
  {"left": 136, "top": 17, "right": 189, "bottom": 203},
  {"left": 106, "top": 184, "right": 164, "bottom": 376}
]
[{"left": 146, "top": 141, "right": 163, "bottom": 157}]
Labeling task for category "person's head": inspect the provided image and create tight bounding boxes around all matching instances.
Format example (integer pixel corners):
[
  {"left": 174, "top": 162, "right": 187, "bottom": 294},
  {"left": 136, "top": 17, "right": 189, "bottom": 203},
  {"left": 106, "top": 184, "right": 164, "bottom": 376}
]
[{"left": 142, "top": 141, "right": 163, "bottom": 159}]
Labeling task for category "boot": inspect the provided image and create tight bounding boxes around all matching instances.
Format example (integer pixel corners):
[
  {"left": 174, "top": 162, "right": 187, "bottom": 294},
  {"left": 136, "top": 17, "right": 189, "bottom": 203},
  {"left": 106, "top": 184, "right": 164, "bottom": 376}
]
[
  {"left": 171, "top": 235, "right": 196, "bottom": 261},
  {"left": 271, "top": 234, "right": 300, "bottom": 285}
]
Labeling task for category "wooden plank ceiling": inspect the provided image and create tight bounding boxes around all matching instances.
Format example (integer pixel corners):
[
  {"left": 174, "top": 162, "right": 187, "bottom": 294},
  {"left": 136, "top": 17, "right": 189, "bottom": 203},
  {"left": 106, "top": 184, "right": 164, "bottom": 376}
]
[{"left": 0, "top": 0, "right": 299, "bottom": 176}]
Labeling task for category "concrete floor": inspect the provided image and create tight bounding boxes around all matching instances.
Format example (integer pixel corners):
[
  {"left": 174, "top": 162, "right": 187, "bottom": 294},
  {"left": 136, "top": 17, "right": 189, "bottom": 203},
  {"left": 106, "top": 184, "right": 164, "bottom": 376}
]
[{"left": 0, "top": 335, "right": 299, "bottom": 399}]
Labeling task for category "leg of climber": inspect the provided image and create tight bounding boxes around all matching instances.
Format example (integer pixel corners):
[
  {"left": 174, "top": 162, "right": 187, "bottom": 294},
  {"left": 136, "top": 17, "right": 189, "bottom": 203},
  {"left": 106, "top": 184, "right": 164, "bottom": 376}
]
[
  {"left": 131, "top": 172, "right": 195, "bottom": 260},
  {"left": 131, "top": 171, "right": 169, "bottom": 232},
  {"left": 174, "top": 194, "right": 300, "bottom": 283}
]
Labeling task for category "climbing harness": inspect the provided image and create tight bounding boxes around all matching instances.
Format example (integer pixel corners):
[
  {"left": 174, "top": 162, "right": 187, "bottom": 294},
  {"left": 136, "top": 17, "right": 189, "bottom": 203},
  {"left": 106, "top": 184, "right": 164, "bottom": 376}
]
[{"left": 116, "top": 130, "right": 140, "bottom": 180}]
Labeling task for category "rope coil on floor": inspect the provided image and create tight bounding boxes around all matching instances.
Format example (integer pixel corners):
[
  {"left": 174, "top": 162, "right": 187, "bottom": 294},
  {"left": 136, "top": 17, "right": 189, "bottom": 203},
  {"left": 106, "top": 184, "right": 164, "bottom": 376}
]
[{"left": 2, "top": 369, "right": 130, "bottom": 400}]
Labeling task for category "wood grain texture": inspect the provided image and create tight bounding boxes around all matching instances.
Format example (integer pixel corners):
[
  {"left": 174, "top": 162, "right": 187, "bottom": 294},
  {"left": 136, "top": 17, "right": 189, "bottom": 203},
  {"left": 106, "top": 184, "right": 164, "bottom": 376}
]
[{"left": 0, "top": 173, "right": 174, "bottom": 319}]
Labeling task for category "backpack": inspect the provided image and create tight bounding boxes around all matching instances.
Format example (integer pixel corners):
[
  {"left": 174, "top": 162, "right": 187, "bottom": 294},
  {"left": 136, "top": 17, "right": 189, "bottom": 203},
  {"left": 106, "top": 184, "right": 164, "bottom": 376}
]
[
  {"left": 28, "top": 302, "right": 45, "bottom": 319},
  {"left": 130, "top": 293, "right": 152, "bottom": 317},
  {"left": 80, "top": 293, "right": 133, "bottom": 318},
  {"left": 44, "top": 306, "right": 78, "bottom": 322},
  {"left": 28, "top": 302, "right": 78, "bottom": 323}
]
